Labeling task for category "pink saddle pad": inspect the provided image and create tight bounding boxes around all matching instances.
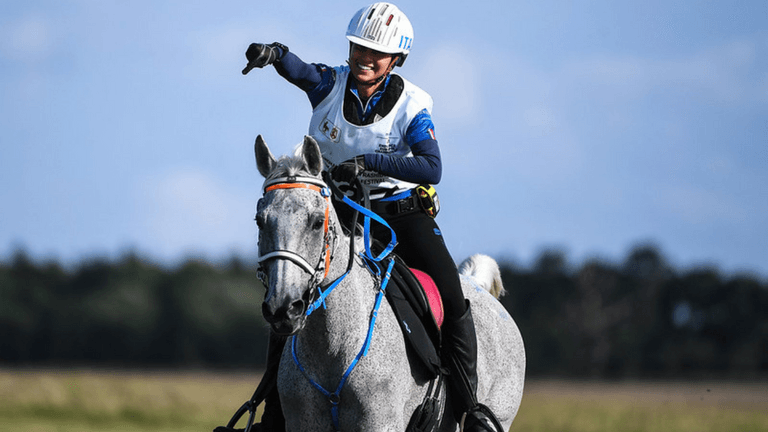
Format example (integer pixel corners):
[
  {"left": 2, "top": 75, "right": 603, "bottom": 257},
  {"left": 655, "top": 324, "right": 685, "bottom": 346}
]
[{"left": 410, "top": 268, "right": 444, "bottom": 329}]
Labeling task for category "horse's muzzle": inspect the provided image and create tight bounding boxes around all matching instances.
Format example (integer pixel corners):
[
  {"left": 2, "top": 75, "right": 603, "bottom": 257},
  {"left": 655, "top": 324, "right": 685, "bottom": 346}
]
[{"left": 262, "top": 298, "right": 307, "bottom": 335}]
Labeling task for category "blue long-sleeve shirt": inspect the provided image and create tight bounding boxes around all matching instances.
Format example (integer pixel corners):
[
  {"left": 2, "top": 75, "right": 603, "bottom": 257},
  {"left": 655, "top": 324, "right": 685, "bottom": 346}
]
[{"left": 273, "top": 51, "right": 442, "bottom": 185}]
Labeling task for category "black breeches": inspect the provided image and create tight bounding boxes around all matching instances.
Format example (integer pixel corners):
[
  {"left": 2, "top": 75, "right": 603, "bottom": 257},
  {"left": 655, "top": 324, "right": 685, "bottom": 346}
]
[{"left": 372, "top": 211, "right": 466, "bottom": 320}]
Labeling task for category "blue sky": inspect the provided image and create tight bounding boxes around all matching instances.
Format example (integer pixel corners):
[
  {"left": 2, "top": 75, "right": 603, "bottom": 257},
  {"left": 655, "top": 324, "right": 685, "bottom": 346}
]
[{"left": 2, "top": 1, "right": 767, "bottom": 277}]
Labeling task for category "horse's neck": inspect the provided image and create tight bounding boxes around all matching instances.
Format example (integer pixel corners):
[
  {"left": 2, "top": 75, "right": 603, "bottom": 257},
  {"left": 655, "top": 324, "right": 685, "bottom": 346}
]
[{"left": 297, "top": 230, "right": 379, "bottom": 365}]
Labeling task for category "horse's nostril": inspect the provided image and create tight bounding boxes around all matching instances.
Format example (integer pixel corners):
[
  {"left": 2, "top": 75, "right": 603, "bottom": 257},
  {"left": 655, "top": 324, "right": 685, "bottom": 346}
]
[
  {"left": 288, "top": 300, "right": 306, "bottom": 319},
  {"left": 263, "top": 300, "right": 305, "bottom": 325}
]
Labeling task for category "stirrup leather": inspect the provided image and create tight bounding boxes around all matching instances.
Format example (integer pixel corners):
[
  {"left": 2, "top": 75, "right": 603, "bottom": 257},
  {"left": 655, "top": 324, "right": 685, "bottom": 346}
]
[{"left": 459, "top": 404, "right": 505, "bottom": 432}]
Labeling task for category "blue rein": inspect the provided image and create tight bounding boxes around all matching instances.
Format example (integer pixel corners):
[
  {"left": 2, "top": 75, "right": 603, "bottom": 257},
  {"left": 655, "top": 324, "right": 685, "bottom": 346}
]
[
  {"left": 291, "top": 191, "right": 397, "bottom": 431},
  {"left": 305, "top": 194, "right": 396, "bottom": 315}
]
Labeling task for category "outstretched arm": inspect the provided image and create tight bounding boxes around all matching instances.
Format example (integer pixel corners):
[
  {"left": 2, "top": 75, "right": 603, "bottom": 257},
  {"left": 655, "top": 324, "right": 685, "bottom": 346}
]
[
  {"left": 243, "top": 42, "right": 332, "bottom": 108},
  {"left": 273, "top": 51, "right": 322, "bottom": 93}
]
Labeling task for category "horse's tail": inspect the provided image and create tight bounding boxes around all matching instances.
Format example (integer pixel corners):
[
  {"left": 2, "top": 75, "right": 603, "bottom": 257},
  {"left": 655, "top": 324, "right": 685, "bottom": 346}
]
[{"left": 458, "top": 254, "right": 506, "bottom": 299}]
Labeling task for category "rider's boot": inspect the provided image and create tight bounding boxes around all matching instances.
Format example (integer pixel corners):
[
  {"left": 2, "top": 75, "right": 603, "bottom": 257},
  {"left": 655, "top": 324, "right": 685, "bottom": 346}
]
[
  {"left": 252, "top": 332, "right": 286, "bottom": 432},
  {"left": 442, "top": 300, "right": 502, "bottom": 432}
]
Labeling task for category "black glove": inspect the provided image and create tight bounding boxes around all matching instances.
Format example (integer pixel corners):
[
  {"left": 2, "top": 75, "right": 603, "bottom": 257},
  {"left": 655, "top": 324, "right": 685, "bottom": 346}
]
[
  {"left": 330, "top": 156, "right": 366, "bottom": 185},
  {"left": 243, "top": 42, "right": 288, "bottom": 74}
]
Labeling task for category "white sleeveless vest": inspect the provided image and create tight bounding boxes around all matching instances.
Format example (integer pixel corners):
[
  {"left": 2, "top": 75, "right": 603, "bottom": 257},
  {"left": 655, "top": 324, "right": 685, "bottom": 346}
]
[{"left": 308, "top": 66, "right": 433, "bottom": 197}]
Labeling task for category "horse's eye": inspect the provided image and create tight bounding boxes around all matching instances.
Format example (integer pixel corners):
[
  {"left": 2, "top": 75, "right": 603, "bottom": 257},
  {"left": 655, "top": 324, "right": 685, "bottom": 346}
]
[{"left": 311, "top": 215, "right": 325, "bottom": 231}]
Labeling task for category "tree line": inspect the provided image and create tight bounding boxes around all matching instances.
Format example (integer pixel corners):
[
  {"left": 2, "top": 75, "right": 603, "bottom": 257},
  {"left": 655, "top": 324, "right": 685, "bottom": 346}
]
[
  {"left": 498, "top": 246, "right": 768, "bottom": 378},
  {"left": 1, "top": 245, "right": 766, "bottom": 378}
]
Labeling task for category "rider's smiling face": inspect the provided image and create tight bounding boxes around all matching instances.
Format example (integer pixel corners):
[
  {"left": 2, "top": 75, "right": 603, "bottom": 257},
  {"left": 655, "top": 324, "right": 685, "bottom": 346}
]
[{"left": 349, "top": 43, "right": 397, "bottom": 90}]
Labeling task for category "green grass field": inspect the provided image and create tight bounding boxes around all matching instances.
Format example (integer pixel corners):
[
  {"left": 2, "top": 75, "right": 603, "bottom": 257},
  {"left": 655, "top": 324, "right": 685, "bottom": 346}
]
[
  {"left": 514, "top": 379, "right": 768, "bottom": 432},
  {"left": 1, "top": 369, "right": 767, "bottom": 432}
]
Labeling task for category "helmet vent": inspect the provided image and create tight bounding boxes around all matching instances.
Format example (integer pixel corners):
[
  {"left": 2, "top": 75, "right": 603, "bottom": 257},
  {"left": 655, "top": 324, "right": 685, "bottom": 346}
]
[{"left": 386, "top": 14, "right": 393, "bottom": 26}]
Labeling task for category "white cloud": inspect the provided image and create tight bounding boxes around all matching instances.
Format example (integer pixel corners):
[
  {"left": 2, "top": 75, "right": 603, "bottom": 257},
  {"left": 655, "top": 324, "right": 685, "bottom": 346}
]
[
  {"left": 0, "top": 15, "right": 53, "bottom": 62},
  {"left": 140, "top": 168, "right": 256, "bottom": 258},
  {"left": 661, "top": 184, "right": 747, "bottom": 226},
  {"left": 759, "top": 72, "right": 768, "bottom": 102},
  {"left": 187, "top": 25, "right": 259, "bottom": 81},
  {"left": 188, "top": 16, "right": 341, "bottom": 83},
  {"left": 523, "top": 106, "right": 557, "bottom": 134},
  {"left": 563, "top": 39, "right": 763, "bottom": 104},
  {"left": 412, "top": 44, "right": 480, "bottom": 125},
  {"left": 703, "top": 156, "right": 735, "bottom": 177},
  {"left": 201, "top": 27, "right": 255, "bottom": 65},
  {"left": 469, "top": 37, "right": 766, "bottom": 190}
]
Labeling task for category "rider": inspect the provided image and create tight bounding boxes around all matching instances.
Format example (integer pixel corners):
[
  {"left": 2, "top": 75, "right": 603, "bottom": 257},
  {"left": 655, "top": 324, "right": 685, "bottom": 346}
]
[{"left": 240, "top": 3, "right": 498, "bottom": 431}]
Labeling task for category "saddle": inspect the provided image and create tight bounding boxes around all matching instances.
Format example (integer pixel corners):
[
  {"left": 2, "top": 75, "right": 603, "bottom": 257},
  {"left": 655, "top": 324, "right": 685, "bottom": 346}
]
[
  {"left": 380, "top": 256, "right": 448, "bottom": 432},
  {"left": 373, "top": 255, "right": 444, "bottom": 378}
]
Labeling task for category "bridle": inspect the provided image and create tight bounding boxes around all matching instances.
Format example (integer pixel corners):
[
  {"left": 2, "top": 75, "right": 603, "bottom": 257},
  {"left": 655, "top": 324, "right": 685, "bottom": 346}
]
[{"left": 256, "top": 175, "right": 335, "bottom": 301}]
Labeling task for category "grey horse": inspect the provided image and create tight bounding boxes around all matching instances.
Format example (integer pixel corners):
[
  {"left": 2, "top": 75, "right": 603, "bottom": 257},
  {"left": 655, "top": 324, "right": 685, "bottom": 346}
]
[{"left": 254, "top": 135, "right": 525, "bottom": 431}]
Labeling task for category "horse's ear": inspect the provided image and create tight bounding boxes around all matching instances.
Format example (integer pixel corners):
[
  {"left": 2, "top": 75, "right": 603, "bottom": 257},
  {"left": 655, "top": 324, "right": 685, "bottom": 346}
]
[
  {"left": 302, "top": 135, "right": 323, "bottom": 176},
  {"left": 255, "top": 135, "right": 276, "bottom": 177}
]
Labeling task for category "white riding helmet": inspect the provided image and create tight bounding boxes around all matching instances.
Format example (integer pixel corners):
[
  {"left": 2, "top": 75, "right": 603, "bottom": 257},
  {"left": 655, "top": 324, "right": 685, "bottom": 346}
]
[{"left": 346, "top": 2, "right": 413, "bottom": 66}]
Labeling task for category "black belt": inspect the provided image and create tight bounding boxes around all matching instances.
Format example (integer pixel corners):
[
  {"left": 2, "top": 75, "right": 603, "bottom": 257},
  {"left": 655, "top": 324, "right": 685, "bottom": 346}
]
[{"left": 369, "top": 193, "right": 420, "bottom": 216}]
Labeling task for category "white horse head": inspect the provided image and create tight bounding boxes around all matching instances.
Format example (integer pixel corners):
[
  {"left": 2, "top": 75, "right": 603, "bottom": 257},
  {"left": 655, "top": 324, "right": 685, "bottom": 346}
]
[{"left": 254, "top": 134, "right": 338, "bottom": 335}]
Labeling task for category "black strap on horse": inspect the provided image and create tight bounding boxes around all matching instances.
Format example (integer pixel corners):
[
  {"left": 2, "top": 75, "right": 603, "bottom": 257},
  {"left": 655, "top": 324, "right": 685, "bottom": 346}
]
[
  {"left": 323, "top": 171, "right": 364, "bottom": 272},
  {"left": 461, "top": 405, "right": 506, "bottom": 432},
  {"left": 406, "top": 373, "right": 445, "bottom": 432},
  {"left": 222, "top": 369, "right": 274, "bottom": 431}
]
